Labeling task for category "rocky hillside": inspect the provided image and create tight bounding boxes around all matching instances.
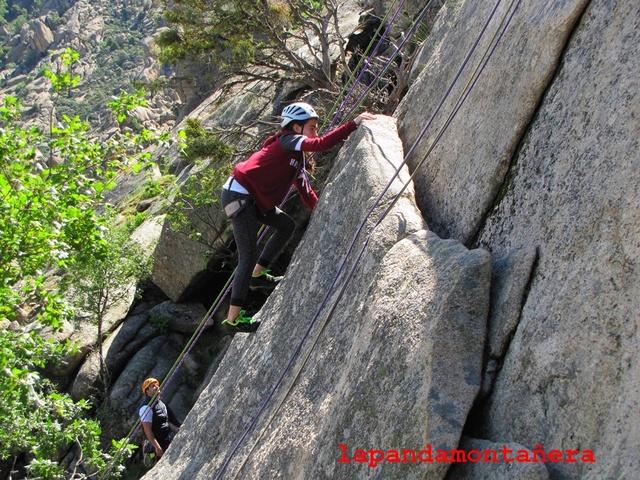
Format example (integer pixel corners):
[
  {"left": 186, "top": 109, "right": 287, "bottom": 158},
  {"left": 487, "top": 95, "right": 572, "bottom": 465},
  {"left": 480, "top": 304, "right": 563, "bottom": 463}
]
[{"left": 0, "top": 0, "right": 180, "bottom": 131}]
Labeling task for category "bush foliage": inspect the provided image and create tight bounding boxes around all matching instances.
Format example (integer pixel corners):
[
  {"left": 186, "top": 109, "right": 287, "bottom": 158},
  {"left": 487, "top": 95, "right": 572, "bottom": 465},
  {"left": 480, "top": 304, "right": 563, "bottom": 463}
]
[{"left": 0, "top": 50, "right": 163, "bottom": 478}]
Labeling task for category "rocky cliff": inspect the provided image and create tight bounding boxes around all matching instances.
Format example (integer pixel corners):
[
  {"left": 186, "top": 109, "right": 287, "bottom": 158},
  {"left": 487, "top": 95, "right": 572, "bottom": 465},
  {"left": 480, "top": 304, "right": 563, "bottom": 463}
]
[
  {"left": 139, "top": 0, "right": 638, "bottom": 478},
  {"left": 0, "top": 0, "right": 179, "bottom": 132},
  {"left": 12, "top": 0, "right": 634, "bottom": 477},
  {"left": 399, "top": 0, "right": 638, "bottom": 478}
]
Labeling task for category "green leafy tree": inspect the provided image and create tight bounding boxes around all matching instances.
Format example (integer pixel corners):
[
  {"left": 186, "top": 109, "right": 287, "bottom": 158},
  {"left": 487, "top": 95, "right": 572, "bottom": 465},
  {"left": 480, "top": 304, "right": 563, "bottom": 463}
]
[
  {"left": 44, "top": 48, "right": 81, "bottom": 95},
  {"left": 156, "top": 0, "right": 345, "bottom": 91},
  {"left": 65, "top": 223, "right": 152, "bottom": 395},
  {"left": 154, "top": 0, "right": 440, "bottom": 115},
  {"left": 0, "top": 96, "right": 105, "bottom": 327},
  {"left": 0, "top": 49, "right": 165, "bottom": 477},
  {"left": 0, "top": 96, "right": 133, "bottom": 480}
]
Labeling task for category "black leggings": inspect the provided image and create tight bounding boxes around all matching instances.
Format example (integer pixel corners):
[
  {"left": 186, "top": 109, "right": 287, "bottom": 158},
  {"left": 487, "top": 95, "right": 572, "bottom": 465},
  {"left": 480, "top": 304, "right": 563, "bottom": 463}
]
[{"left": 221, "top": 188, "right": 295, "bottom": 307}]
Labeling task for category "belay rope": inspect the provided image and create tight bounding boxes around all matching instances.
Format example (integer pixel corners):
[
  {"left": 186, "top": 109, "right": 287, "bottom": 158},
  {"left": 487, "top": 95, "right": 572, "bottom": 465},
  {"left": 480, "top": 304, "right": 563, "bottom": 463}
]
[{"left": 101, "top": 0, "right": 522, "bottom": 477}]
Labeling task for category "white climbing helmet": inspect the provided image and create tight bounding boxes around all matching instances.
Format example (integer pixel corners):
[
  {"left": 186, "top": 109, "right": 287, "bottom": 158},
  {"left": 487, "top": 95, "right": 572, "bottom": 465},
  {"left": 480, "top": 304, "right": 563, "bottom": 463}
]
[{"left": 280, "top": 102, "right": 319, "bottom": 127}]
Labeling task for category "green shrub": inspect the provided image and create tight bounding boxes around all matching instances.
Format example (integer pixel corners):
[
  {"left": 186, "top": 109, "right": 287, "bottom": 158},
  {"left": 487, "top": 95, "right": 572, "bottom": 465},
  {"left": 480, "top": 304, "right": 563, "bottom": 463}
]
[
  {"left": 138, "top": 178, "right": 168, "bottom": 200},
  {"left": 149, "top": 311, "right": 172, "bottom": 333},
  {"left": 124, "top": 210, "right": 148, "bottom": 232},
  {"left": 181, "top": 118, "right": 233, "bottom": 162}
]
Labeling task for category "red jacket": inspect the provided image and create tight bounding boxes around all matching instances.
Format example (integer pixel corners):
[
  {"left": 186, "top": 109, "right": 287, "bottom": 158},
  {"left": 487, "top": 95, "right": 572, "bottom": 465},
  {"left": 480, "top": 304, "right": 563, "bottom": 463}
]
[{"left": 232, "top": 121, "right": 358, "bottom": 213}]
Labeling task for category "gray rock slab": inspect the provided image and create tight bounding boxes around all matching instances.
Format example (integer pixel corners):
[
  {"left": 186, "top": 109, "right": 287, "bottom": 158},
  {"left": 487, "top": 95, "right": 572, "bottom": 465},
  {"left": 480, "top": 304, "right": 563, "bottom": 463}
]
[
  {"left": 143, "top": 116, "right": 491, "bottom": 479},
  {"left": 395, "top": 0, "right": 590, "bottom": 244},
  {"left": 476, "top": 1, "right": 640, "bottom": 478}
]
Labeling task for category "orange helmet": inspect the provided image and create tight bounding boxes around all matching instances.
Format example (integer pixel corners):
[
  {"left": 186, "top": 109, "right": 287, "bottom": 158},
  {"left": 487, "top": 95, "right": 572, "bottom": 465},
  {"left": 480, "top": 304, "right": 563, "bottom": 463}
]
[{"left": 141, "top": 378, "right": 159, "bottom": 394}]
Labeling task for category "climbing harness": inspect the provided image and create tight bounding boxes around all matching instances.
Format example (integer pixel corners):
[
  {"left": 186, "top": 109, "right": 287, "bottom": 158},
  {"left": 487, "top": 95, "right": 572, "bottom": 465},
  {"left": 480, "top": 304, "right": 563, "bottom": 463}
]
[{"left": 223, "top": 198, "right": 252, "bottom": 218}]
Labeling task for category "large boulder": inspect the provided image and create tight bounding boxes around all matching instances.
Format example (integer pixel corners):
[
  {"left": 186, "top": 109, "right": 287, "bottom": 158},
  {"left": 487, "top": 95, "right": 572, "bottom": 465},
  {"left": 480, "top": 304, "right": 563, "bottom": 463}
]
[
  {"left": 21, "top": 19, "right": 54, "bottom": 53},
  {"left": 71, "top": 298, "right": 215, "bottom": 400},
  {"left": 143, "top": 116, "right": 491, "bottom": 479},
  {"left": 476, "top": 1, "right": 640, "bottom": 479},
  {"left": 395, "top": 0, "right": 590, "bottom": 245},
  {"left": 396, "top": 0, "right": 639, "bottom": 478}
]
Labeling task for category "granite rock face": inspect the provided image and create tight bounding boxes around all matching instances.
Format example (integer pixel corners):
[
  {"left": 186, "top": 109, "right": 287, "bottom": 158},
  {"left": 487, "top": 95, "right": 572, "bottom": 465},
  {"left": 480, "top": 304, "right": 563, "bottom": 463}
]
[
  {"left": 396, "top": 0, "right": 639, "bottom": 478},
  {"left": 58, "top": 0, "right": 635, "bottom": 477},
  {"left": 396, "top": 0, "right": 591, "bottom": 245},
  {"left": 144, "top": 117, "right": 491, "bottom": 479},
  {"left": 476, "top": 2, "right": 640, "bottom": 479}
]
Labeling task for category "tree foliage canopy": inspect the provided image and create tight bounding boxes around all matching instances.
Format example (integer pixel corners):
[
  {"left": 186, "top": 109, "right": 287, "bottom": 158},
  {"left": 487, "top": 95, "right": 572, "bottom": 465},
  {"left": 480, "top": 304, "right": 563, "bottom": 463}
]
[
  {"left": 156, "top": 0, "right": 344, "bottom": 90},
  {"left": 0, "top": 51, "right": 161, "bottom": 477}
]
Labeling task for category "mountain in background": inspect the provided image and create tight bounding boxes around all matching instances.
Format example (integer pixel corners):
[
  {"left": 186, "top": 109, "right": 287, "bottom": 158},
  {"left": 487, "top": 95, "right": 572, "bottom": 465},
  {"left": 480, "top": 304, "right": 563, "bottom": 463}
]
[{"left": 0, "top": 0, "right": 186, "bottom": 133}]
